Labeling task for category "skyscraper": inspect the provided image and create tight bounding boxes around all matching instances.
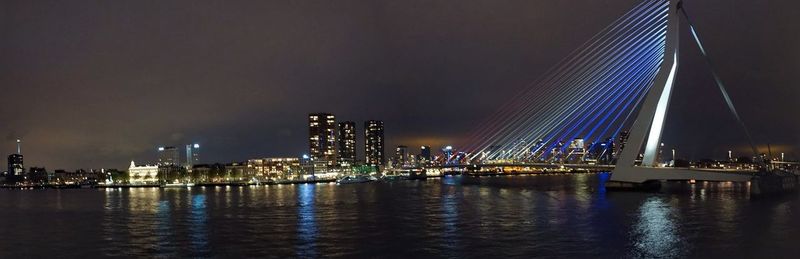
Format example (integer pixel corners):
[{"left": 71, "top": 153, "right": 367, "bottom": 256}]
[
  {"left": 7, "top": 154, "right": 23, "bottom": 176},
  {"left": 364, "top": 120, "right": 385, "bottom": 166},
  {"left": 185, "top": 143, "right": 200, "bottom": 169},
  {"left": 158, "top": 146, "right": 181, "bottom": 166},
  {"left": 7, "top": 139, "right": 24, "bottom": 179},
  {"left": 337, "top": 121, "right": 356, "bottom": 166},
  {"left": 394, "top": 145, "right": 408, "bottom": 167},
  {"left": 419, "top": 145, "right": 431, "bottom": 162},
  {"left": 309, "top": 113, "right": 337, "bottom": 166}
]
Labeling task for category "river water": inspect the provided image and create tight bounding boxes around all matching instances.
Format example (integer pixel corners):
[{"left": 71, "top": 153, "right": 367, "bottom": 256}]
[{"left": 0, "top": 173, "right": 798, "bottom": 258}]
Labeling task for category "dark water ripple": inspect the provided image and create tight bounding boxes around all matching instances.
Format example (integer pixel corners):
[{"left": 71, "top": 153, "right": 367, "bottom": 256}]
[{"left": 1, "top": 173, "right": 800, "bottom": 258}]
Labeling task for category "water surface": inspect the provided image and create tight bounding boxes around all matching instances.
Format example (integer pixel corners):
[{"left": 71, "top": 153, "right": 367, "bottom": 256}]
[{"left": 1, "top": 173, "right": 798, "bottom": 258}]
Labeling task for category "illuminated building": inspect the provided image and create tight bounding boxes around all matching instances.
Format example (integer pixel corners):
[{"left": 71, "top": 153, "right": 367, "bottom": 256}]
[
  {"left": 7, "top": 139, "right": 24, "bottom": 181},
  {"left": 337, "top": 121, "right": 356, "bottom": 166},
  {"left": 309, "top": 113, "right": 338, "bottom": 166},
  {"left": 443, "top": 146, "right": 454, "bottom": 165},
  {"left": 566, "top": 138, "right": 586, "bottom": 163},
  {"left": 364, "top": 120, "right": 385, "bottom": 166},
  {"left": 185, "top": 143, "right": 200, "bottom": 169},
  {"left": 247, "top": 157, "right": 302, "bottom": 179},
  {"left": 157, "top": 146, "right": 180, "bottom": 166},
  {"left": 419, "top": 145, "right": 431, "bottom": 163},
  {"left": 128, "top": 161, "right": 158, "bottom": 185},
  {"left": 7, "top": 154, "right": 23, "bottom": 177},
  {"left": 394, "top": 145, "right": 408, "bottom": 167}
]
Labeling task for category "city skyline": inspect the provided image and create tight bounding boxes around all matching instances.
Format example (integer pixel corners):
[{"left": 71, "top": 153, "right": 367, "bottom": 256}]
[{"left": 1, "top": 0, "right": 798, "bottom": 170}]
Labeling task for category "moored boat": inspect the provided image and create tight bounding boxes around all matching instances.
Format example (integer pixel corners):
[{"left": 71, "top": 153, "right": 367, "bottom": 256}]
[{"left": 336, "top": 175, "right": 373, "bottom": 184}]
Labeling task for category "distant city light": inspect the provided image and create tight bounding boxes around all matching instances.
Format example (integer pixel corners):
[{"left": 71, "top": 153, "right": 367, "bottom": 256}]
[
  {"left": 445, "top": 146, "right": 453, "bottom": 150},
  {"left": 302, "top": 154, "right": 310, "bottom": 159},
  {"left": 193, "top": 143, "right": 200, "bottom": 148},
  {"left": 158, "top": 147, "right": 165, "bottom": 151}
]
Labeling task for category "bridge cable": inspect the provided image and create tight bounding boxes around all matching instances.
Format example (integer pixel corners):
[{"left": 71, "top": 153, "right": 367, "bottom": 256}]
[{"left": 677, "top": 3, "right": 761, "bottom": 157}]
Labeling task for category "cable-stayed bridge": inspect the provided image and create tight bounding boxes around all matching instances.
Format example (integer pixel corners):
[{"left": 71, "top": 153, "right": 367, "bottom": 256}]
[{"left": 452, "top": 0, "right": 764, "bottom": 185}]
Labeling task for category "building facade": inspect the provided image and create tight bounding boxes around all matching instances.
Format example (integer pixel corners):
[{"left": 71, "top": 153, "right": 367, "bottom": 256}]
[
  {"left": 364, "top": 120, "right": 385, "bottom": 166},
  {"left": 394, "top": 145, "right": 408, "bottom": 167},
  {"left": 337, "top": 121, "right": 357, "bottom": 166},
  {"left": 419, "top": 146, "right": 431, "bottom": 162},
  {"left": 247, "top": 157, "right": 302, "bottom": 180},
  {"left": 309, "top": 113, "right": 338, "bottom": 166},
  {"left": 185, "top": 144, "right": 200, "bottom": 169},
  {"left": 158, "top": 146, "right": 180, "bottom": 166},
  {"left": 129, "top": 161, "right": 159, "bottom": 185},
  {"left": 7, "top": 154, "right": 23, "bottom": 177}
]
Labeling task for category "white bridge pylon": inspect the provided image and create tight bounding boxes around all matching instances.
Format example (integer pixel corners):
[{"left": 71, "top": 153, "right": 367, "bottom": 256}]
[{"left": 610, "top": 0, "right": 753, "bottom": 184}]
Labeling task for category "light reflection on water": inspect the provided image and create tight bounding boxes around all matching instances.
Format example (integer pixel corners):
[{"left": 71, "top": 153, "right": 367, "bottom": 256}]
[
  {"left": 2, "top": 174, "right": 800, "bottom": 258},
  {"left": 189, "top": 193, "right": 209, "bottom": 256},
  {"left": 631, "top": 197, "right": 683, "bottom": 258},
  {"left": 296, "top": 184, "right": 318, "bottom": 258}
]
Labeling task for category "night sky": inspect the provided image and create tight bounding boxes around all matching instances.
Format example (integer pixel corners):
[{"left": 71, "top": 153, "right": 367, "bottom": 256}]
[{"left": 1, "top": 0, "right": 798, "bottom": 170}]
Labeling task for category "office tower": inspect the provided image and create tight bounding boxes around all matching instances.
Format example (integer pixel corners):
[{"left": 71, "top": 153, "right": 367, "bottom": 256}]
[
  {"left": 158, "top": 146, "right": 181, "bottom": 166},
  {"left": 7, "top": 139, "right": 23, "bottom": 177},
  {"left": 420, "top": 145, "right": 431, "bottom": 162},
  {"left": 364, "top": 120, "right": 385, "bottom": 166},
  {"left": 7, "top": 154, "right": 23, "bottom": 176},
  {"left": 309, "top": 113, "right": 337, "bottom": 166},
  {"left": 443, "top": 146, "right": 454, "bottom": 165},
  {"left": 394, "top": 145, "right": 408, "bottom": 167},
  {"left": 337, "top": 121, "right": 356, "bottom": 166},
  {"left": 185, "top": 143, "right": 200, "bottom": 169}
]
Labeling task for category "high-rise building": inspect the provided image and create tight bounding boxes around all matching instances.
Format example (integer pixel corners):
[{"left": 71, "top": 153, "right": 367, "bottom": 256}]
[
  {"left": 158, "top": 146, "right": 180, "bottom": 166},
  {"left": 337, "top": 121, "right": 356, "bottom": 166},
  {"left": 394, "top": 145, "right": 408, "bottom": 167},
  {"left": 419, "top": 145, "right": 431, "bottom": 162},
  {"left": 185, "top": 144, "right": 200, "bottom": 169},
  {"left": 364, "top": 120, "right": 385, "bottom": 166},
  {"left": 7, "top": 139, "right": 23, "bottom": 178},
  {"left": 443, "top": 146, "right": 454, "bottom": 165},
  {"left": 309, "top": 113, "right": 337, "bottom": 166},
  {"left": 7, "top": 154, "right": 23, "bottom": 176}
]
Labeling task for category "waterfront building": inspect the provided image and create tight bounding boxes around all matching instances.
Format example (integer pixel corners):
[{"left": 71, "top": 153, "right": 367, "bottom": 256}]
[
  {"left": 309, "top": 113, "right": 338, "bottom": 166},
  {"left": 28, "top": 167, "right": 48, "bottom": 184},
  {"left": 364, "top": 120, "right": 385, "bottom": 166},
  {"left": 247, "top": 157, "right": 302, "bottom": 180},
  {"left": 128, "top": 161, "right": 159, "bottom": 185},
  {"left": 190, "top": 163, "right": 226, "bottom": 182},
  {"left": 158, "top": 165, "right": 186, "bottom": 183},
  {"left": 337, "top": 121, "right": 357, "bottom": 166},
  {"left": 158, "top": 146, "right": 181, "bottom": 166},
  {"left": 225, "top": 162, "right": 251, "bottom": 181}
]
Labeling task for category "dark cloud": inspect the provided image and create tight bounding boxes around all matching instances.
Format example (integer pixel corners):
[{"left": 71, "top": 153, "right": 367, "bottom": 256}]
[{"left": 1, "top": 0, "right": 798, "bottom": 169}]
